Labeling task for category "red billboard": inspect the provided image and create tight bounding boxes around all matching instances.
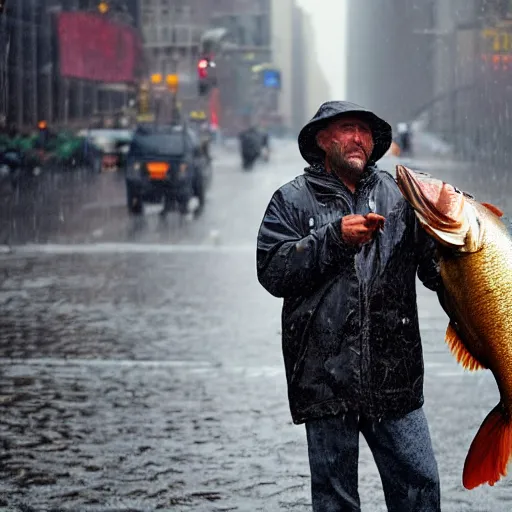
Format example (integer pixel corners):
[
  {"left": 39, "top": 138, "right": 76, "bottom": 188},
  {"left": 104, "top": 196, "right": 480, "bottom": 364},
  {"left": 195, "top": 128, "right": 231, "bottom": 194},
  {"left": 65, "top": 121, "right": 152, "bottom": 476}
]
[{"left": 57, "top": 12, "right": 142, "bottom": 83}]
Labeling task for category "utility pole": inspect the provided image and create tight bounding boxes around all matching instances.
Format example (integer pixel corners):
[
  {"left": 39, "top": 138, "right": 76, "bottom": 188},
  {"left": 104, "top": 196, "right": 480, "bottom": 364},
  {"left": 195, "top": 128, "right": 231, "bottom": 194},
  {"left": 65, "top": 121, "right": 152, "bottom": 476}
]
[
  {"left": 30, "top": 0, "right": 37, "bottom": 125},
  {"left": 15, "top": 0, "right": 22, "bottom": 130},
  {"left": 0, "top": 0, "right": 8, "bottom": 127}
]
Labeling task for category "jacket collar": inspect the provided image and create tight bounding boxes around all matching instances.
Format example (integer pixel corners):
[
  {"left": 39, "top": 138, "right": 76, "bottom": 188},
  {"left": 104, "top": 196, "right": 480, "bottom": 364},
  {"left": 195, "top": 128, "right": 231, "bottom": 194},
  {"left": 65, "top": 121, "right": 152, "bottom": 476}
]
[{"left": 304, "top": 164, "right": 380, "bottom": 200}]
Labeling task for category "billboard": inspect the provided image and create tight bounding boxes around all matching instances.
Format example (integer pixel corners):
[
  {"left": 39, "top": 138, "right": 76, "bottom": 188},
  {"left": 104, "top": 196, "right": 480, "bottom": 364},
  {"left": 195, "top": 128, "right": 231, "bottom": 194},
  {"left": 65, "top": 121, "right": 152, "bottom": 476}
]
[{"left": 57, "top": 12, "right": 142, "bottom": 83}]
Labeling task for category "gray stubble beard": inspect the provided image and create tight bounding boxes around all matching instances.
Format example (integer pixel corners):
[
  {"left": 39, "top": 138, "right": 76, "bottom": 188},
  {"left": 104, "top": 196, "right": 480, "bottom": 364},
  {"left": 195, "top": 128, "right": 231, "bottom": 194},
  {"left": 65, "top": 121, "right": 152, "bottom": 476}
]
[{"left": 327, "top": 144, "right": 368, "bottom": 181}]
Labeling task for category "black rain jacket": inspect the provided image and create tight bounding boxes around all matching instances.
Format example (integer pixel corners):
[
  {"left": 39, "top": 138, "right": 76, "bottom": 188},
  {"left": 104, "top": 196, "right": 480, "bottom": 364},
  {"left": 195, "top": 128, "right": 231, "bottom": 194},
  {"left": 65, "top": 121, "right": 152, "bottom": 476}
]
[{"left": 257, "top": 102, "right": 442, "bottom": 424}]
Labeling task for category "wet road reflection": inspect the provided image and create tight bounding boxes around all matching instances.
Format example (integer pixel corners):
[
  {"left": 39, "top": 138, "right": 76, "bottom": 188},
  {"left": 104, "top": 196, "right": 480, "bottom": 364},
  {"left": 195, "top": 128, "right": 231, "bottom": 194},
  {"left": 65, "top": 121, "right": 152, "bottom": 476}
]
[{"left": 1, "top": 144, "right": 512, "bottom": 510}]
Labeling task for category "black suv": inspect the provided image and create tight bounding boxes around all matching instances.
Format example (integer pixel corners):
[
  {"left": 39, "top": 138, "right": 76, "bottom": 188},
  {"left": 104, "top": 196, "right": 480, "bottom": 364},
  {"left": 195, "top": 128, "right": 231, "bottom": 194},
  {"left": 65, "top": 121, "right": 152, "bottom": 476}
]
[{"left": 125, "top": 123, "right": 212, "bottom": 215}]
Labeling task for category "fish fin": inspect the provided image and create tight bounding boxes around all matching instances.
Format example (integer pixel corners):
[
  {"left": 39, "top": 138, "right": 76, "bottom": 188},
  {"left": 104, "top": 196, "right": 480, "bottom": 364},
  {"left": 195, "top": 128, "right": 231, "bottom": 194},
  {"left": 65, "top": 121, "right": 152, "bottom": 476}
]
[
  {"left": 481, "top": 202, "right": 504, "bottom": 218},
  {"left": 463, "top": 404, "right": 512, "bottom": 489},
  {"left": 446, "top": 322, "right": 486, "bottom": 371}
]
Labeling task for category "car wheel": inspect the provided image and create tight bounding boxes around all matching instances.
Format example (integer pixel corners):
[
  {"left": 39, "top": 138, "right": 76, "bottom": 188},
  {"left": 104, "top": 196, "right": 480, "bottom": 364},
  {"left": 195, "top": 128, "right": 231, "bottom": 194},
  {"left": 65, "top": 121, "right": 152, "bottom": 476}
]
[
  {"left": 193, "top": 174, "right": 205, "bottom": 214},
  {"left": 92, "top": 155, "right": 102, "bottom": 173},
  {"left": 177, "top": 199, "right": 189, "bottom": 216},
  {"left": 203, "top": 161, "right": 213, "bottom": 190},
  {"left": 127, "top": 186, "right": 143, "bottom": 215}
]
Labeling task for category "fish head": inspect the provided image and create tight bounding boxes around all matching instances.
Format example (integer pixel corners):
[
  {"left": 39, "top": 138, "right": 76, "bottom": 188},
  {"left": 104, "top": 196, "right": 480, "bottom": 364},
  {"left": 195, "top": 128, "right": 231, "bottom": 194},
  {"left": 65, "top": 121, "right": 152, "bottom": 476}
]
[{"left": 396, "top": 165, "right": 482, "bottom": 252}]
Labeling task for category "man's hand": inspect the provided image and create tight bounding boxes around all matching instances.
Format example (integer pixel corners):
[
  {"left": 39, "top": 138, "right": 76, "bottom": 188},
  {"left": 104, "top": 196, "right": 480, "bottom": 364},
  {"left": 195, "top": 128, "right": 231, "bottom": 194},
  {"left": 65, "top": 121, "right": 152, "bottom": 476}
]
[{"left": 341, "top": 213, "right": 385, "bottom": 246}]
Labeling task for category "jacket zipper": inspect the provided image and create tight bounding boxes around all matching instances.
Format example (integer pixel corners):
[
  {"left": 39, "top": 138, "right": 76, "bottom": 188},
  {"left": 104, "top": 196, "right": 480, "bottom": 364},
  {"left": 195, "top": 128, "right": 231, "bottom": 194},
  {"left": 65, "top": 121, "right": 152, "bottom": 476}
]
[
  {"left": 315, "top": 171, "right": 379, "bottom": 416},
  {"left": 355, "top": 187, "right": 374, "bottom": 416}
]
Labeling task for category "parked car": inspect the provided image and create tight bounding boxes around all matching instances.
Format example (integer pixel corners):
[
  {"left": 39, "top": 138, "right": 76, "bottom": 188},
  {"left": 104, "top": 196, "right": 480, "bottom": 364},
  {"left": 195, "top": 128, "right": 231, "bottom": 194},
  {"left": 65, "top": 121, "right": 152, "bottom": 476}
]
[
  {"left": 124, "top": 123, "right": 212, "bottom": 215},
  {"left": 78, "top": 128, "right": 134, "bottom": 172}
]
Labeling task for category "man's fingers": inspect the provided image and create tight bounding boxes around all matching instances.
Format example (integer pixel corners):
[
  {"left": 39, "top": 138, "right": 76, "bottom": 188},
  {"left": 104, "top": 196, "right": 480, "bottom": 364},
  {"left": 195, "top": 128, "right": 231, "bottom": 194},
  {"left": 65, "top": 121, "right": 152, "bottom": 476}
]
[
  {"left": 366, "top": 213, "right": 386, "bottom": 223},
  {"left": 343, "top": 215, "right": 367, "bottom": 226},
  {"left": 365, "top": 214, "right": 385, "bottom": 228},
  {"left": 342, "top": 214, "right": 384, "bottom": 246},
  {"left": 365, "top": 221, "right": 384, "bottom": 231}
]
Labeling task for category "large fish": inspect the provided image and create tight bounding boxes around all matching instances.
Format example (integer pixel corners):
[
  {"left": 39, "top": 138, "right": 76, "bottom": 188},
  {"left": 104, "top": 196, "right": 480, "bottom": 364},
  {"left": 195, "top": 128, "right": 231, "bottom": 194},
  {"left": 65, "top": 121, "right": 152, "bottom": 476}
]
[{"left": 395, "top": 164, "right": 512, "bottom": 490}]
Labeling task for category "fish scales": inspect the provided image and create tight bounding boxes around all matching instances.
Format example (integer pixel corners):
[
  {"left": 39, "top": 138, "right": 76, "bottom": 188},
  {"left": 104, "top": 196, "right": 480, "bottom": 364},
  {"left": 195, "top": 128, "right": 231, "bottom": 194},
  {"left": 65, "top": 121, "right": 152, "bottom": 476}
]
[{"left": 395, "top": 165, "right": 512, "bottom": 489}]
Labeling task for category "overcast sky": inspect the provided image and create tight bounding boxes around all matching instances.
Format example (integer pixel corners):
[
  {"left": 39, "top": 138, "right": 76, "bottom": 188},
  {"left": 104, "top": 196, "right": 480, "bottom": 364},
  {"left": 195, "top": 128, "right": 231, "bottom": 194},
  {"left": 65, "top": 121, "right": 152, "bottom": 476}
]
[{"left": 295, "top": 0, "right": 347, "bottom": 100}]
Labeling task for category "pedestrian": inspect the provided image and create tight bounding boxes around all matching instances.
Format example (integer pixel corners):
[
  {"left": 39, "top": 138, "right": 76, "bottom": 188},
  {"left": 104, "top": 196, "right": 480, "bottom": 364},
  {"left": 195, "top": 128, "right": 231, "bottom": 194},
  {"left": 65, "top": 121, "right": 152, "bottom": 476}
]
[
  {"left": 397, "top": 122, "right": 412, "bottom": 155},
  {"left": 256, "top": 101, "right": 444, "bottom": 511}
]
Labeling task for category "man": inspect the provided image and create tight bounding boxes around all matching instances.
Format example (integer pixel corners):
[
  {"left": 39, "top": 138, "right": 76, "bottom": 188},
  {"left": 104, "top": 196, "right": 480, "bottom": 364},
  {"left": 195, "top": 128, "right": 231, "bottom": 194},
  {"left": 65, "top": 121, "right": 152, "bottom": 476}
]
[
  {"left": 397, "top": 122, "right": 412, "bottom": 156},
  {"left": 239, "top": 123, "right": 262, "bottom": 170},
  {"left": 256, "top": 101, "right": 442, "bottom": 511}
]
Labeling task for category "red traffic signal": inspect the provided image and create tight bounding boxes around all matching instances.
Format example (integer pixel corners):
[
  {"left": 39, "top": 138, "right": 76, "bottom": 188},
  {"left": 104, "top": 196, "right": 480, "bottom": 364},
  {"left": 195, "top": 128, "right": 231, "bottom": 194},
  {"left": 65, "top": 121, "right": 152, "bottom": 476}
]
[{"left": 198, "top": 59, "right": 209, "bottom": 79}]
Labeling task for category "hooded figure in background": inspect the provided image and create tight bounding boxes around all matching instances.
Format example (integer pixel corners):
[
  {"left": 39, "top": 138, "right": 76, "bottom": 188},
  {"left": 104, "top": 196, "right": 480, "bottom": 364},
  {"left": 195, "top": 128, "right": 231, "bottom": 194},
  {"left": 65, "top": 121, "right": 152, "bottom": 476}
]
[
  {"left": 238, "top": 123, "right": 263, "bottom": 170},
  {"left": 257, "top": 101, "right": 443, "bottom": 511}
]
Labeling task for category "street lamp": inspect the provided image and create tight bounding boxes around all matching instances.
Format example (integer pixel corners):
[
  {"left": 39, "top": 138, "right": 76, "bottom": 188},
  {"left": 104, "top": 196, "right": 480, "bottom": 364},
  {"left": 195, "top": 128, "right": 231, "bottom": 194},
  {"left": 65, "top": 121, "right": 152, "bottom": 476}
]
[
  {"left": 98, "top": 2, "right": 109, "bottom": 14},
  {"left": 150, "top": 73, "right": 163, "bottom": 85},
  {"left": 166, "top": 74, "right": 180, "bottom": 124},
  {"left": 166, "top": 74, "right": 179, "bottom": 93}
]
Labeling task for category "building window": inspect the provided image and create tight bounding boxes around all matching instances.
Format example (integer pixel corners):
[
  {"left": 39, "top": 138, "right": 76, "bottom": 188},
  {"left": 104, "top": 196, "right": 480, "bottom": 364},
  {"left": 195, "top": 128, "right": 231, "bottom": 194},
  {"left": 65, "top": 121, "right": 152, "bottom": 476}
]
[{"left": 504, "top": 0, "right": 512, "bottom": 18}]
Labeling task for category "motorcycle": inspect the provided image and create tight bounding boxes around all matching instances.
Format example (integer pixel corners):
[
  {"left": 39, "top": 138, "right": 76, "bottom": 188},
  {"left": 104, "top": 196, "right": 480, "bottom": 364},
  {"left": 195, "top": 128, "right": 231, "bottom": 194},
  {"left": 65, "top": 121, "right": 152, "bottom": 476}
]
[
  {"left": 239, "top": 128, "right": 262, "bottom": 171},
  {"left": 0, "top": 148, "right": 24, "bottom": 189}
]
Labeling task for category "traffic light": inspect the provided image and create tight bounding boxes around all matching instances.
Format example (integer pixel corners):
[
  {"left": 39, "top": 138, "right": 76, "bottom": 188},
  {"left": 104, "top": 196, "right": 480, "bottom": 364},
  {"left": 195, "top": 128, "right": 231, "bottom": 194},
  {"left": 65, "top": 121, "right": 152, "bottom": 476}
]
[
  {"left": 197, "top": 58, "right": 217, "bottom": 96},
  {"left": 198, "top": 82, "right": 210, "bottom": 96},
  {"left": 198, "top": 58, "right": 209, "bottom": 80},
  {"left": 0, "top": 0, "right": 5, "bottom": 14}
]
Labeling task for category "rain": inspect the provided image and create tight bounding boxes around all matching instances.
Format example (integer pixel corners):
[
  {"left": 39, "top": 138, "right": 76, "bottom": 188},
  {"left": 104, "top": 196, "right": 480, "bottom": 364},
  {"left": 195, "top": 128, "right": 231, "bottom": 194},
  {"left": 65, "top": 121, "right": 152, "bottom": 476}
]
[{"left": 0, "top": 0, "right": 511, "bottom": 511}]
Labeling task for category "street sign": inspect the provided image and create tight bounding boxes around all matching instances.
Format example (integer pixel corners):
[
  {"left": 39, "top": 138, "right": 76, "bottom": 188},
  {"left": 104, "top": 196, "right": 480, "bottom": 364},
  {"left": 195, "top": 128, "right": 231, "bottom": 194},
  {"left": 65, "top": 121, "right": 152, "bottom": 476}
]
[
  {"left": 137, "top": 113, "right": 155, "bottom": 123},
  {"left": 263, "top": 69, "right": 281, "bottom": 89},
  {"left": 190, "top": 110, "right": 206, "bottom": 120}
]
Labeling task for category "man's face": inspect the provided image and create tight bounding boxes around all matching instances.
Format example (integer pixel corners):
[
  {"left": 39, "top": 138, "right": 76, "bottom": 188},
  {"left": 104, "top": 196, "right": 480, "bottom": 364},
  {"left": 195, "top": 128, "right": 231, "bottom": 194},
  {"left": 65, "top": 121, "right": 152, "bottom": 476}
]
[{"left": 317, "top": 116, "right": 374, "bottom": 176}]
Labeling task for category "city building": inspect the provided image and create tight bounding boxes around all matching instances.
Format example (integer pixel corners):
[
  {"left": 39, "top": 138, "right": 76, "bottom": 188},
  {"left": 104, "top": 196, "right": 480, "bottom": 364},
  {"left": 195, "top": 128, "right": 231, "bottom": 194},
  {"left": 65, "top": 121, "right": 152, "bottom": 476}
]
[
  {"left": 270, "top": 0, "right": 330, "bottom": 135},
  {"left": 208, "top": 0, "right": 273, "bottom": 134},
  {"left": 345, "top": 0, "right": 436, "bottom": 130},
  {"left": 270, "top": 0, "right": 294, "bottom": 132},
  {"left": 140, "top": 0, "right": 273, "bottom": 133},
  {"left": 0, "top": 0, "right": 144, "bottom": 130},
  {"left": 345, "top": 0, "right": 512, "bottom": 166},
  {"left": 141, "top": 0, "right": 208, "bottom": 96},
  {"left": 300, "top": 8, "right": 331, "bottom": 128}
]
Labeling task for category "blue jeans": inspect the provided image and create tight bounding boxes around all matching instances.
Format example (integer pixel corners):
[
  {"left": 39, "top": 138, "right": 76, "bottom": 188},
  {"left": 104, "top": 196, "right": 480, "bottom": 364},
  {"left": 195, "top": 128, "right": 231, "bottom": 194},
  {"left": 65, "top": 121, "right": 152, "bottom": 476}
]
[{"left": 305, "top": 408, "right": 441, "bottom": 512}]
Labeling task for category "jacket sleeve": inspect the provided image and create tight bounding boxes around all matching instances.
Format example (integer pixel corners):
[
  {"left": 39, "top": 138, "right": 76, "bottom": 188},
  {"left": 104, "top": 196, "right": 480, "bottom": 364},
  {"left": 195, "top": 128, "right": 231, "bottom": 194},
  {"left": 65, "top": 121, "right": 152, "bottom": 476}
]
[
  {"left": 257, "top": 189, "right": 357, "bottom": 298},
  {"left": 414, "top": 215, "right": 444, "bottom": 296}
]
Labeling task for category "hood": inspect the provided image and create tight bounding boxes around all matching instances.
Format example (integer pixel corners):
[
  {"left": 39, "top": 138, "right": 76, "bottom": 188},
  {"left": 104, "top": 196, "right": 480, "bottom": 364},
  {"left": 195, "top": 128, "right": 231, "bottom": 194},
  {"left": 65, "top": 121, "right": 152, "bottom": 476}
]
[{"left": 298, "top": 101, "right": 392, "bottom": 167}]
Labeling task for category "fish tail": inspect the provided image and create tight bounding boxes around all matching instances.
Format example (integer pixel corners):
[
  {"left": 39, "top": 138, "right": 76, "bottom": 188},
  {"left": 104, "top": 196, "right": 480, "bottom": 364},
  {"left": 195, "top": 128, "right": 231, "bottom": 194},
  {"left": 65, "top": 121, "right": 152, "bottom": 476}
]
[{"left": 463, "top": 404, "right": 512, "bottom": 489}]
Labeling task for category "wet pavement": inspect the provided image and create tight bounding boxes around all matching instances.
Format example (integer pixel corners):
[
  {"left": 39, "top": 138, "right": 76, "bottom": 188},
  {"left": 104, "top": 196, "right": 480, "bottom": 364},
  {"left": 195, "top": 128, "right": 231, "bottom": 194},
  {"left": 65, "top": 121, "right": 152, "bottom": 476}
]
[{"left": 1, "top": 143, "right": 512, "bottom": 511}]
